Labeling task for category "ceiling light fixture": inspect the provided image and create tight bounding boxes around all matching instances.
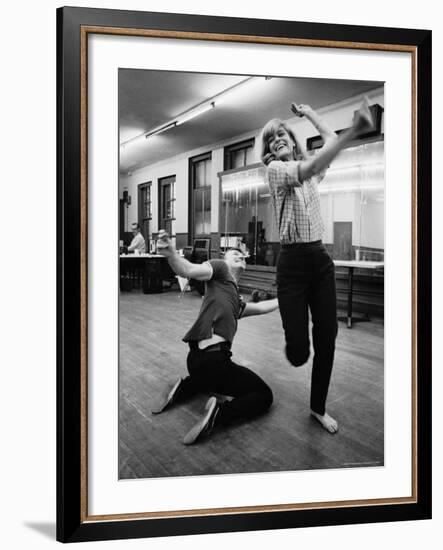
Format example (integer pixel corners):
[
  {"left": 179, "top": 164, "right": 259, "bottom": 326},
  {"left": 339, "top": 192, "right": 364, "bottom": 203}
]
[
  {"left": 176, "top": 102, "right": 215, "bottom": 126},
  {"left": 120, "top": 76, "right": 271, "bottom": 149},
  {"left": 211, "top": 76, "right": 269, "bottom": 105},
  {"left": 145, "top": 121, "right": 178, "bottom": 139}
]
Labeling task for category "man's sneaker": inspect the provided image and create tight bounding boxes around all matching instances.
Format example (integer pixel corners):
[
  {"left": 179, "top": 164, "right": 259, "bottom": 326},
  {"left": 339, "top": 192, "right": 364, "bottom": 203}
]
[
  {"left": 183, "top": 397, "right": 220, "bottom": 445},
  {"left": 151, "top": 378, "right": 183, "bottom": 414}
]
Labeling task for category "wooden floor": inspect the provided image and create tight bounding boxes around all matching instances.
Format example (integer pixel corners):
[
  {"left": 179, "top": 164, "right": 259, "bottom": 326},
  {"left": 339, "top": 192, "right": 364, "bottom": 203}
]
[{"left": 119, "top": 288, "right": 384, "bottom": 479}]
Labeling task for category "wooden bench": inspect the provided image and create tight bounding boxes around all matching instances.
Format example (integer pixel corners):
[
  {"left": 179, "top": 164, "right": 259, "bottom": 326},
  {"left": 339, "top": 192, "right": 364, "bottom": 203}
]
[{"left": 238, "top": 264, "right": 384, "bottom": 318}]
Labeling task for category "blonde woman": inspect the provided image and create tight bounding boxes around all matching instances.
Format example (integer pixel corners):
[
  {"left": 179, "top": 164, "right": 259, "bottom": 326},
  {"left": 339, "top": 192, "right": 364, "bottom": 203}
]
[{"left": 261, "top": 99, "right": 373, "bottom": 433}]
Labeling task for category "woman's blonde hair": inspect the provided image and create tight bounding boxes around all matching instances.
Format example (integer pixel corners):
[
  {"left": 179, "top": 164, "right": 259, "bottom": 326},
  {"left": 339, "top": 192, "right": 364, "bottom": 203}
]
[{"left": 261, "top": 119, "right": 301, "bottom": 165}]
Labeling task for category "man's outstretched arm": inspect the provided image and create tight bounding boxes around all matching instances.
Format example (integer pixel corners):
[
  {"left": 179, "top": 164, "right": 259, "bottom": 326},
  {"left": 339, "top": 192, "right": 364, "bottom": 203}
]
[
  {"left": 242, "top": 298, "right": 279, "bottom": 318},
  {"left": 156, "top": 230, "right": 212, "bottom": 281}
]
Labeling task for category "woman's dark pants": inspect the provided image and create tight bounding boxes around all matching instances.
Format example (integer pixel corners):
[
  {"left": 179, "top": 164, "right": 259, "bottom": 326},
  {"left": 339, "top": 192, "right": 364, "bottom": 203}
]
[{"left": 277, "top": 241, "right": 338, "bottom": 416}]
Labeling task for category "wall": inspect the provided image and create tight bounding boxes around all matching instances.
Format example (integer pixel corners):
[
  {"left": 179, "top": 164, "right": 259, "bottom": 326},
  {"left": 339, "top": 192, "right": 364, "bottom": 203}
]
[
  {"left": 121, "top": 87, "right": 384, "bottom": 247},
  {"left": 120, "top": 156, "right": 188, "bottom": 235},
  {"left": 361, "top": 200, "right": 385, "bottom": 249},
  {"left": 120, "top": 130, "right": 257, "bottom": 239},
  {"left": 320, "top": 190, "right": 385, "bottom": 251},
  {"left": 288, "top": 88, "right": 385, "bottom": 147}
]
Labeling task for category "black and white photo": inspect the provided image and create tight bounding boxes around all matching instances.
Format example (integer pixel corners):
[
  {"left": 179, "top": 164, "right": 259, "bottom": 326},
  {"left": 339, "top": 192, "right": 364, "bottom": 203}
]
[
  {"left": 56, "top": 7, "right": 431, "bottom": 542},
  {"left": 118, "top": 69, "right": 385, "bottom": 479}
]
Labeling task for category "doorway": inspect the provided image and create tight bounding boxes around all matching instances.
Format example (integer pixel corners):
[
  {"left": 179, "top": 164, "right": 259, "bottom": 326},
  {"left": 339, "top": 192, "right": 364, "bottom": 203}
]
[{"left": 333, "top": 221, "right": 353, "bottom": 260}]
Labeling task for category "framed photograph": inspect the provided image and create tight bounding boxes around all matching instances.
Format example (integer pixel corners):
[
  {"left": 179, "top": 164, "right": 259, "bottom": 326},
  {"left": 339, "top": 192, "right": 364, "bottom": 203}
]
[{"left": 57, "top": 6, "right": 431, "bottom": 543}]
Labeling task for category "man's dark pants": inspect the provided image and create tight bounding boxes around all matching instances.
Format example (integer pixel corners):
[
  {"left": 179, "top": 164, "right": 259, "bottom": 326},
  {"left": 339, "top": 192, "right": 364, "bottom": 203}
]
[{"left": 179, "top": 342, "right": 273, "bottom": 426}]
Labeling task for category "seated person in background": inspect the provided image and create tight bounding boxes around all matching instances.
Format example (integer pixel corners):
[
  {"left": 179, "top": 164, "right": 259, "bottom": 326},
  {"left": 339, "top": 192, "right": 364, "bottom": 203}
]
[
  {"left": 152, "top": 230, "right": 279, "bottom": 445},
  {"left": 127, "top": 223, "right": 146, "bottom": 253}
]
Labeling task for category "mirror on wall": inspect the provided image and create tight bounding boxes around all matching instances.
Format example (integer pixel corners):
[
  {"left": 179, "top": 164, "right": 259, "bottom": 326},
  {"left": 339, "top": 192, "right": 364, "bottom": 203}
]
[{"left": 219, "top": 140, "right": 384, "bottom": 267}]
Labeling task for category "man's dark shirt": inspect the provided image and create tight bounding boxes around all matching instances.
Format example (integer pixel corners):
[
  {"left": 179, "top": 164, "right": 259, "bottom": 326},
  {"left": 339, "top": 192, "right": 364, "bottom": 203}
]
[{"left": 183, "top": 259, "right": 246, "bottom": 344}]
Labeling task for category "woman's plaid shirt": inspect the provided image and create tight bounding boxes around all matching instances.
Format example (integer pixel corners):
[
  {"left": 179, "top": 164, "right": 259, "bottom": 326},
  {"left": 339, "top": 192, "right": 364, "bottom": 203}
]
[{"left": 266, "top": 160, "right": 325, "bottom": 244}]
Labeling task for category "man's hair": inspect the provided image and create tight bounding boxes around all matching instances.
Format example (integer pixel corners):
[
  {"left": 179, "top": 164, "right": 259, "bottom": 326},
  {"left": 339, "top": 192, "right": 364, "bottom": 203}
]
[
  {"left": 260, "top": 118, "right": 300, "bottom": 165},
  {"left": 223, "top": 247, "right": 244, "bottom": 257},
  {"left": 131, "top": 223, "right": 140, "bottom": 230}
]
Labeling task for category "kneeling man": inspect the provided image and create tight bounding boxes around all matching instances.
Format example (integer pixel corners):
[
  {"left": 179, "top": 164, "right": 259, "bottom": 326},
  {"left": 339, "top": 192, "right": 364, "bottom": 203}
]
[{"left": 153, "top": 231, "right": 278, "bottom": 445}]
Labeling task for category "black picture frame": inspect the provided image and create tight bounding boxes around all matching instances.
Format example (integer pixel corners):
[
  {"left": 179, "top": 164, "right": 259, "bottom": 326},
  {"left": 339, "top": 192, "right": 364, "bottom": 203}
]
[{"left": 57, "top": 6, "right": 432, "bottom": 543}]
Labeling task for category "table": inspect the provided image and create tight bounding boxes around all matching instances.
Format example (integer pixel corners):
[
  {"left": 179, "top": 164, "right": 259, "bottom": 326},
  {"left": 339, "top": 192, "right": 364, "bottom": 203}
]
[
  {"left": 120, "top": 254, "right": 166, "bottom": 293},
  {"left": 334, "top": 260, "right": 384, "bottom": 328}
]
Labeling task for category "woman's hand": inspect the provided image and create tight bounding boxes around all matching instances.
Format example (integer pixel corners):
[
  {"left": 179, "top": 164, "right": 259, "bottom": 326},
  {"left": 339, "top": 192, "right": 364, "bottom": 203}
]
[
  {"left": 291, "top": 103, "right": 313, "bottom": 118},
  {"left": 352, "top": 96, "right": 374, "bottom": 136},
  {"left": 263, "top": 152, "right": 277, "bottom": 166}
]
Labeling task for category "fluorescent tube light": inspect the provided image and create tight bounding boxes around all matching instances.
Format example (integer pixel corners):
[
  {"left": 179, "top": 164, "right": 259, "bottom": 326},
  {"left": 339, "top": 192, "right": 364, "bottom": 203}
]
[
  {"left": 121, "top": 77, "right": 270, "bottom": 149},
  {"left": 120, "top": 134, "right": 146, "bottom": 149},
  {"left": 145, "top": 121, "right": 177, "bottom": 138},
  {"left": 214, "top": 77, "right": 270, "bottom": 105},
  {"left": 175, "top": 102, "right": 215, "bottom": 126}
]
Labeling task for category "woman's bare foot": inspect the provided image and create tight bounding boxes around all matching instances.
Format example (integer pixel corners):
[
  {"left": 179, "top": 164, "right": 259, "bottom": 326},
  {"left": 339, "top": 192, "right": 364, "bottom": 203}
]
[{"left": 311, "top": 410, "right": 338, "bottom": 434}]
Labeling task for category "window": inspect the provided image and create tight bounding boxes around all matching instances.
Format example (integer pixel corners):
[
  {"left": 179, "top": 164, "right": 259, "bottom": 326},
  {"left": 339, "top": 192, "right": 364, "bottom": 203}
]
[
  {"left": 138, "top": 182, "right": 152, "bottom": 243},
  {"left": 158, "top": 176, "right": 176, "bottom": 235},
  {"left": 189, "top": 153, "right": 212, "bottom": 239},
  {"left": 224, "top": 138, "right": 255, "bottom": 170}
]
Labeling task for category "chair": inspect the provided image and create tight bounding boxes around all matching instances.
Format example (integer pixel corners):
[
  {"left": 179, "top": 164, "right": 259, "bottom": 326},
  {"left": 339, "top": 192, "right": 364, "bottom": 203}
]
[
  {"left": 193, "top": 238, "right": 211, "bottom": 263},
  {"left": 183, "top": 246, "right": 194, "bottom": 262}
]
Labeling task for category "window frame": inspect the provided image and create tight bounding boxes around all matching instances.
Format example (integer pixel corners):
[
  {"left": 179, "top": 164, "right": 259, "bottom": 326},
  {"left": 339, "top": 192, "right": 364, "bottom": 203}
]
[
  {"left": 188, "top": 151, "right": 212, "bottom": 242},
  {"left": 223, "top": 137, "right": 255, "bottom": 170},
  {"left": 137, "top": 181, "right": 152, "bottom": 244},
  {"left": 158, "top": 175, "right": 176, "bottom": 235}
]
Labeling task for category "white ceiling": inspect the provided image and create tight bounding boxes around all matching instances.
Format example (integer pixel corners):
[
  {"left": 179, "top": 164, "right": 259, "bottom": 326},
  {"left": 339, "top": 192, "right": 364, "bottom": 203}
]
[{"left": 119, "top": 69, "right": 380, "bottom": 174}]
